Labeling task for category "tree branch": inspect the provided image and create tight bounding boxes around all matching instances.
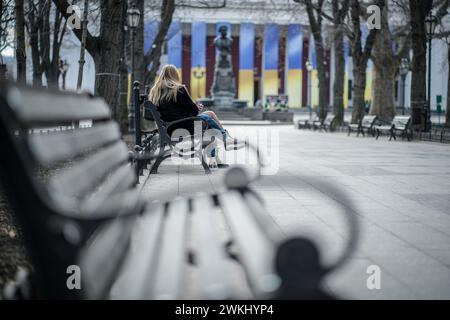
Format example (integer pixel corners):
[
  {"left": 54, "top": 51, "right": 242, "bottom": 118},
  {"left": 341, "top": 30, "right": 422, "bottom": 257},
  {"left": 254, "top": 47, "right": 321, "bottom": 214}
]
[{"left": 52, "top": 0, "right": 99, "bottom": 55}]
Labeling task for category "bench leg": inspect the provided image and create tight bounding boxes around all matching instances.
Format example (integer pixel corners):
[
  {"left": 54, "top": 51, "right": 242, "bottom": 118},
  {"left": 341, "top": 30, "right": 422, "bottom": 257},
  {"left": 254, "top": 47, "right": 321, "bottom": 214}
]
[
  {"left": 200, "top": 154, "right": 212, "bottom": 174},
  {"left": 389, "top": 129, "right": 396, "bottom": 141},
  {"left": 376, "top": 129, "right": 380, "bottom": 140},
  {"left": 150, "top": 152, "right": 171, "bottom": 174},
  {"left": 348, "top": 127, "right": 351, "bottom": 136}
]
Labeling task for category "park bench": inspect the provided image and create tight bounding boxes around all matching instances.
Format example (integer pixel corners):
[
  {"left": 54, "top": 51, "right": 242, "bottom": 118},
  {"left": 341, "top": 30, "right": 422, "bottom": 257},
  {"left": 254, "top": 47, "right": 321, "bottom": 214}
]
[
  {"left": 296, "top": 114, "right": 318, "bottom": 129},
  {"left": 142, "top": 100, "right": 217, "bottom": 174},
  {"left": 375, "top": 115, "right": 412, "bottom": 141},
  {"left": 313, "top": 114, "right": 336, "bottom": 132},
  {"left": 0, "top": 82, "right": 357, "bottom": 300},
  {"left": 347, "top": 115, "right": 378, "bottom": 137}
]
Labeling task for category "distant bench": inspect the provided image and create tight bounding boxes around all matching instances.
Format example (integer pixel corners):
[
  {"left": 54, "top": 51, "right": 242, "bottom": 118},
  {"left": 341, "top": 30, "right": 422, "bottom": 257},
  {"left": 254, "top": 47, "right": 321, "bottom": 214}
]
[
  {"left": 376, "top": 115, "right": 412, "bottom": 141},
  {"left": 347, "top": 115, "right": 378, "bottom": 137},
  {"left": 313, "top": 114, "right": 336, "bottom": 132}
]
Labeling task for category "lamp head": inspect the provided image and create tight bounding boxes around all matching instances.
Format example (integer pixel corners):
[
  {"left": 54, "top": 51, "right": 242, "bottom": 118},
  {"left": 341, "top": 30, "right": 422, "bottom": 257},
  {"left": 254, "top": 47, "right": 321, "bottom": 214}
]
[
  {"left": 127, "top": 4, "right": 141, "bottom": 29},
  {"left": 425, "top": 14, "right": 438, "bottom": 38}
]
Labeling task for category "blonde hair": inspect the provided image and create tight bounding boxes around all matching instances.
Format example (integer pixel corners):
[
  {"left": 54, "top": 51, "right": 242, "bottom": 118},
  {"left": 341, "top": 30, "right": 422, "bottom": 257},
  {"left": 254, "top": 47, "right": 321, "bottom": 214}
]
[{"left": 148, "top": 64, "right": 182, "bottom": 105}]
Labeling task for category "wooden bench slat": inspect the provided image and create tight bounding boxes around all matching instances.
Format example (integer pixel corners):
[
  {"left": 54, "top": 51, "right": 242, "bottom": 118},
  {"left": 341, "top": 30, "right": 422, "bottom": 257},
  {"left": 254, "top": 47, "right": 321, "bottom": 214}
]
[
  {"left": 29, "top": 122, "right": 121, "bottom": 166},
  {"left": 4, "top": 86, "right": 111, "bottom": 126},
  {"left": 151, "top": 199, "right": 189, "bottom": 299},
  {"left": 79, "top": 189, "right": 144, "bottom": 219},
  {"left": 79, "top": 215, "right": 136, "bottom": 299},
  {"left": 94, "top": 163, "right": 136, "bottom": 197},
  {"left": 49, "top": 141, "right": 129, "bottom": 199},
  {"left": 109, "top": 205, "right": 165, "bottom": 299},
  {"left": 191, "top": 194, "right": 232, "bottom": 299},
  {"left": 219, "top": 191, "right": 277, "bottom": 297}
]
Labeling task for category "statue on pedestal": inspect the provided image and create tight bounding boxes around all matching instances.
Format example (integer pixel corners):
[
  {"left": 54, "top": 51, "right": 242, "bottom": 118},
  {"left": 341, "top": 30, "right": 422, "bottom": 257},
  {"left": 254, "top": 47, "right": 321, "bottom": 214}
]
[{"left": 211, "top": 25, "right": 236, "bottom": 109}]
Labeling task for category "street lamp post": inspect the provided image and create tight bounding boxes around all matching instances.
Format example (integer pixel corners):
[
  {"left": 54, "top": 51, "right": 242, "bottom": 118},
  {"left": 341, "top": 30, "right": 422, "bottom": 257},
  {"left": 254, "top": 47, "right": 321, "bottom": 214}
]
[
  {"left": 193, "top": 66, "right": 205, "bottom": 100},
  {"left": 425, "top": 13, "right": 438, "bottom": 132},
  {"left": 305, "top": 60, "right": 313, "bottom": 119},
  {"left": 127, "top": 3, "right": 141, "bottom": 134},
  {"left": 59, "top": 59, "right": 69, "bottom": 90},
  {"left": 399, "top": 58, "right": 410, "bottom": 116}
]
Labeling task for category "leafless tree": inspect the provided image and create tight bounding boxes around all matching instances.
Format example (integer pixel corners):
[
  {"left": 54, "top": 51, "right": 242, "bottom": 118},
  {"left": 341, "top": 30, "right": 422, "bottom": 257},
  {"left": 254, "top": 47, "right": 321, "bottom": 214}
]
[
  {"left": 15, "top": 0, "right": 26, "bottom": 83},
  {"left": 53, "top": 0, "right": 127, "bottom": 120},
  {"left": 348, "top": 0, "right": 385, "bottom": 123},
  {"left": 0, "top": 0, "right": 15, "bottom": 64},
  {"left": 370, "top": 2, "right": 410, "bottom": 121},
  {"left": 409, "top": 0, "right": 434, "bottom": 130},
  {"left": 293, "top": 0, "right": 329, "bottom": 119},
  {"left": 26, "top": 0, "right": 68, "bottom": 88},
  {"left": 331, "top": 0, "right": 351, "bottom": 125}
]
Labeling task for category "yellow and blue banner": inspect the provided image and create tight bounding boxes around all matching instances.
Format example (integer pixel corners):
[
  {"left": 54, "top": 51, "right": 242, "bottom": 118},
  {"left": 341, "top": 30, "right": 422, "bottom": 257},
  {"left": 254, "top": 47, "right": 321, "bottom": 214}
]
[
  {"left": 263, "top": 24, "right": 279, "bottom": 100},
  {"left": 239, "top": 23, "right": 255, "bottom": 106},
  {"left": 287, "top": 24, "right": 303, "bottom": 108},
  {"left": 191, "top": 22, "right": 207, "bottom": 100},
  {"left": 168, "top": 21, "right": 182, "bottom": 81},
  {"left": 362, "top": 25, "right": 373, "bottom": 103}
]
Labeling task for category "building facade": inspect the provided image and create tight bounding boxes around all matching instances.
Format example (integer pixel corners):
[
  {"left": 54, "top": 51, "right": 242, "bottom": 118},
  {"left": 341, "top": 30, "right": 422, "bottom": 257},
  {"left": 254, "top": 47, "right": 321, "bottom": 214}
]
[{"left": 6, "top": 0, "right": 448, "bottom": 113}]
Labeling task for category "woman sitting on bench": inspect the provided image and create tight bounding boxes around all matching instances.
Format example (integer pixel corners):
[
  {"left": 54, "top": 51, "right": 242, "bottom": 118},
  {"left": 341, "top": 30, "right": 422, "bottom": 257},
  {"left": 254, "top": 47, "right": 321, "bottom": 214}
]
[{"left": 148, "top": 64, "right": 242, "bottom": 151}]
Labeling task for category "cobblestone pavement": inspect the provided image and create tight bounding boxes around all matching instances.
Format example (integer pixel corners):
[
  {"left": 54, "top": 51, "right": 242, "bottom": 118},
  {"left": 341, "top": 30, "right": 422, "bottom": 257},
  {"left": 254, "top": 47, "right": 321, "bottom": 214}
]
[{"left": 140, "top": 125, "right": 450, "bottom": 300}]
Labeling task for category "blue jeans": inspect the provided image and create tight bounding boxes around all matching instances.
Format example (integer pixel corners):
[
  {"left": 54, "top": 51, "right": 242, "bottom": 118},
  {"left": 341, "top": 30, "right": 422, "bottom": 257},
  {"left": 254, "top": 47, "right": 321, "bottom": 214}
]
[
  {"left": 198, "top": 114, "right": 226, "bottom": 134},
  {"left": 198, "top": 114, "right": 226, "bottom": 157}
]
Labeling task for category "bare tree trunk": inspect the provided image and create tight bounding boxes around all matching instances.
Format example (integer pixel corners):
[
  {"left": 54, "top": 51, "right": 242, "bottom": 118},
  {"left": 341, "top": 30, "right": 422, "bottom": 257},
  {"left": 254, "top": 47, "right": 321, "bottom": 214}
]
[
  {"left": 93, "top": 0, "right": 125, "bottom": 115},
  {"left": 352, "top": 59, "right": 367, "bottom": 122},
  {"left": 446, "top": 44, "right": 450, "bottom": 128},
  {"left": 333, "top": 29, "right": 345, "bottom": 125},
  {"left": 409, "top": 0, "right": 433, "bottom": 131},
  {"left": 331, "top": 0, "right": 350, "bottom": 126},
  {"left": 47, "top": 7, "right": 64, "bottom": 89},
  {"left": 370, "top": 5, "right": 397, "bottom": 121},
  {"left": 77, "top": 0, "right": 89, "bottom": 90},
  {"left": 316, "top": 45, "right": 328, "bottom": 119},
  {"left": 302, "top": 0, "right": 328, "bottom": 119},
  {"left": 134, "top": 0, "right": 145, "bottom": 84},
  {"left": 15, "top": 0, "right": 26, "bottom": 83},
  {"left": 349, "top": 0, "right": 383, "bottom": 123},
  {"left": 53, "top": 0, "right": 125, "bottom": 117},
  {"left": 371, "top": 64, "right": 396, "bottom": 121},
  {"left": 143, "top": 0, "right": 175, "bottom": 86},
  {"left": 27, "top": 0, "right": 43, "bottom": 86}
]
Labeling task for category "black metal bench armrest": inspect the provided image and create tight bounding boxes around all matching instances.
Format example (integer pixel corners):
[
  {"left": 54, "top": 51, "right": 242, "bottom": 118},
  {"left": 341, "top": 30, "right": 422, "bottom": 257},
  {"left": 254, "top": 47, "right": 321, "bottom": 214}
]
[
  {"left": 141, "top": 129, "right": 158, "bottom": 135},
  {"left": 165, "top": 116, "right": 210, "bottom": 130}
]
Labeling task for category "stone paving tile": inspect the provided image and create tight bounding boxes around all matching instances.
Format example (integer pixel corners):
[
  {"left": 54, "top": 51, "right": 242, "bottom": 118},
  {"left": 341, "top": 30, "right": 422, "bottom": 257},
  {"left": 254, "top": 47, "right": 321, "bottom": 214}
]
[{"left": 140, "top": 125, "right": 450, "bottom": 299}]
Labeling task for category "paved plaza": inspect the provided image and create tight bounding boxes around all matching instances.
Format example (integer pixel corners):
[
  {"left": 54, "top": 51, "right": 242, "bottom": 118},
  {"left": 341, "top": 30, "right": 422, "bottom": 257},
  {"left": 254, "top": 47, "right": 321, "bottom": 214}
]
[{"left": 139, "top": 125, "right": 450, "bottom": 300}]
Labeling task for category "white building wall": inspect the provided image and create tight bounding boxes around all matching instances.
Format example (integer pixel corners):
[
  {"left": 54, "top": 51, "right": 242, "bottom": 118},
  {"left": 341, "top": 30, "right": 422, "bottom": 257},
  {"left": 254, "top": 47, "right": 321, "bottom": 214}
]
[{"left": 429, "top": 39, "right": 448, "bottom": 112}]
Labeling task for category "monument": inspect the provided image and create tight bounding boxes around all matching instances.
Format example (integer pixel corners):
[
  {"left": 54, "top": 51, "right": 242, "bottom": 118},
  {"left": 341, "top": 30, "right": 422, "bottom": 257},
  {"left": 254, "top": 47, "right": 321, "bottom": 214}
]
[{"left": 211, "top": 25, "right": 236, "bottom": 109}]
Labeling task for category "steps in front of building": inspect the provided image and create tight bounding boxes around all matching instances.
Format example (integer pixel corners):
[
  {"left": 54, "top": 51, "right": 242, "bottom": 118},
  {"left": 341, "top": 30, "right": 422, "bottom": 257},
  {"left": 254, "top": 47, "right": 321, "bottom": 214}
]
[{"left": 212, "top": 109, "right": 253, "bottom": 121}]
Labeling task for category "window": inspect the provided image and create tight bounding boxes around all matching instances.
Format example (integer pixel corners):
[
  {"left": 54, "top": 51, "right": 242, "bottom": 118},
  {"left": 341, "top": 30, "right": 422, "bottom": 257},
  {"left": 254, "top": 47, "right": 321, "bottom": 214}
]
[{"left": 348, "top": 80, "right": 353, "bottom": 100}]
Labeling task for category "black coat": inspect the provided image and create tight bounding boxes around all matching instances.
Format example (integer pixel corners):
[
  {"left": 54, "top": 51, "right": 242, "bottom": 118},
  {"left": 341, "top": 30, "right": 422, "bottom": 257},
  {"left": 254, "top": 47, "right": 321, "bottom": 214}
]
[{"left": 157, "top": 86, "right": 202, "bottom": 135}]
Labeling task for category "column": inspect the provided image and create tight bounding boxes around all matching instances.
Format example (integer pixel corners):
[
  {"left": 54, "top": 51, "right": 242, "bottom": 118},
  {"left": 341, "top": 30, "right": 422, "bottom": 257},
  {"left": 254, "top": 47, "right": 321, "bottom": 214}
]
[
  {"left": 287, "top": 24, "right": 303, "bottom": 108},
  {"left": 239, "top": 23, "right": 255, "bottom": 106},
  {"left": 263, "top": 24, "right": 279, "bottom": 101},
  {"left": 191, "top": 22, "right": 207, "bottom": 100}
]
